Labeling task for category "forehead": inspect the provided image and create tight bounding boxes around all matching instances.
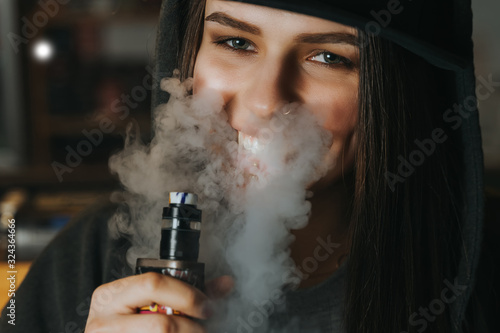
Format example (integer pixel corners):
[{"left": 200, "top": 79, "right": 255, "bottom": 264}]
[{"left": 206, "top": 0, "right": 357, "bottom": 36}]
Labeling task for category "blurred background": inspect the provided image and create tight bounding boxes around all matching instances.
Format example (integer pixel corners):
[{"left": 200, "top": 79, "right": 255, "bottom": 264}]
[
  {"left": 0, "top": 0, "right": 161, "bottom": 305},
  {"left": 0, "top": 0, "right": 499, "bottom": 305}
]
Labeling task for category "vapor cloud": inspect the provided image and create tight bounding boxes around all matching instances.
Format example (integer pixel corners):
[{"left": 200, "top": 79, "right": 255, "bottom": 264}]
[{"left": 108, "top": 72, "right": 332, "bottom": 332}]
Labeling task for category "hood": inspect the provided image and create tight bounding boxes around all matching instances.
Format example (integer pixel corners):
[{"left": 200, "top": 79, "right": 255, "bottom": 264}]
[{"left": 152, "top": 0, "right": 484, "bottom": 331}]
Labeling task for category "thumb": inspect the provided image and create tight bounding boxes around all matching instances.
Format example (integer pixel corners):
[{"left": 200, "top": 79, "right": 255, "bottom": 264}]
[{"left": 205, "top": 275, "right": 234, "bottom": 299}]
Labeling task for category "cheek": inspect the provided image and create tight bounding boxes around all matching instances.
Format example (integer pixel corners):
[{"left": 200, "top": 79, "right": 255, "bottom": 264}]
[
  {"left": 326, "top": 94, "right": 358, "bottom": 171},
  {"left": 193, "top": 52, "right": 216, "bottom": 94},
  {"left": 303, "top": 80, "right": 358, "bottom": 181},
  {"left": 305, "top": 82, "right": 358, "bottom": 140},
  {"left": 193, "top": 46, "right": 236, "bottom": 103},
  {"left": 193, "top": 46, "right": 252, "bottom": 131}
]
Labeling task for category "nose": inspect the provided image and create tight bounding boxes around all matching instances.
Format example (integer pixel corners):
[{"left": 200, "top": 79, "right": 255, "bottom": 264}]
[{"left": 241, "top": 55, "right": 298, "bottom": 120}]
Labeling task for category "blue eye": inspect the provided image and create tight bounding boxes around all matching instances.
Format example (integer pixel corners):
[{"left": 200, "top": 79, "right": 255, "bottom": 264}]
[
  {"left": 227, "top": 38, "right": 253, "bottom": 50},
  {"left": 214, "top": 37, "right": 256, "bottom": 52},
  {"left": 311, "top": 52, "right": 352, "bottom": 66}
]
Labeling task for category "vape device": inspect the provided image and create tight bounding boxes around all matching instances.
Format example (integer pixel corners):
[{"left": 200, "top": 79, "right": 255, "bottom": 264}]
[{"left": 136, "top": 192, "right": 204, "bottom": 315}]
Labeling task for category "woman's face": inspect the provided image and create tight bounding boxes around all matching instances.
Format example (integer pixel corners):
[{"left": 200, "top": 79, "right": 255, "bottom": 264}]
[{"left": 193, "top": 0, "right": 359, "bottom": 189}]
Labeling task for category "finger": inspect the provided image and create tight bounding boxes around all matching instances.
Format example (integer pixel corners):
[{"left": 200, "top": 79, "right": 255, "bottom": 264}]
[
  {"left": 86, "top": 313, "right": 206, "bottom": 333},
  {"left": 205, "top": 275, "right": 235, "bottom": 299},
  {"left": 90, "top": 272, "right": 211, "bottom": 319}
]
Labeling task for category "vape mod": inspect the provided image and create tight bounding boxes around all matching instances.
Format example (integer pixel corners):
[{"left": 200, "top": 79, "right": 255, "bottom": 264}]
[{"left": 136, "top": 192, "right": 204, "bottom": 315}]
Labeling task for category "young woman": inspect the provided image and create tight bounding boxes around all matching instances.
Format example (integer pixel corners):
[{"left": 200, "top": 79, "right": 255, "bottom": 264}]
[{"left": 1, "top": 0, "right": 491, "bottom": 332}]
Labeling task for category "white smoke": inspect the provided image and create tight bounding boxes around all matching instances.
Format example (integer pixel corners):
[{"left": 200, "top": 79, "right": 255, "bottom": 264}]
[{"left": 108, "top": 72, "right": 332, "bottom": 332}]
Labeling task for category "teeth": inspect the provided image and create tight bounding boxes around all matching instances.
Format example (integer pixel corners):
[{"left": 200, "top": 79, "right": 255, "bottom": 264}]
[
  {"left": 238, "top": 132, "right": 263, "bottom": 154},
  {"left": 237, "top": 131, "right": 265, "bottom": 182}
]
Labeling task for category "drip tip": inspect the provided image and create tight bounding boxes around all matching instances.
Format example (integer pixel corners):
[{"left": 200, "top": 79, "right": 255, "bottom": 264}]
[{"left": 169, "top": 192, "right": 198, "bottom": 205}]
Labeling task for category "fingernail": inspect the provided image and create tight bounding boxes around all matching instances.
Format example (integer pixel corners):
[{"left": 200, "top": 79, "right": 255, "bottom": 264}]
[{"left": 202, "top": 301, "right": 215, "bottom": 318}]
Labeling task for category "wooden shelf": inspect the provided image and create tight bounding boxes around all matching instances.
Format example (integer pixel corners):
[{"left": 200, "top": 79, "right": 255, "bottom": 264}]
[
  {"left": 23, "top": 1, "right": 162, "bottom": 27},
  {"left": 48, "top": 11, "right": 160, "bottom": 26},
  {"left": 49, "top": 114, "right": 151, "bottom": 136},
  {"left": 0, "top": 165, "right": 118, "bottom": 187}
]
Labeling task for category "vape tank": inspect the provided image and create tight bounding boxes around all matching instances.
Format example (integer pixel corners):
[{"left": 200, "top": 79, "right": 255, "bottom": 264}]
[{"left": 136, "top": 192, "right": 204, "bottom": 315}]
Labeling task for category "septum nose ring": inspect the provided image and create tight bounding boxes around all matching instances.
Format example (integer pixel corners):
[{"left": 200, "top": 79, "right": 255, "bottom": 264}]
[{"left": 281, "top": 106, "right": 292, "bottom": 115}]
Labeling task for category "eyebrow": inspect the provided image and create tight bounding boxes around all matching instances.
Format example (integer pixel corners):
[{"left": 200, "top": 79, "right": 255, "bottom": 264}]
[
  {"left": 294, "top": 33, "right": 359, "bottom": 47},
  {"left": 205, "top": 12, "right": 261, "bottom": 35},
  {"left": 205, "top": 12, "right": 358, "bottom": 47}
]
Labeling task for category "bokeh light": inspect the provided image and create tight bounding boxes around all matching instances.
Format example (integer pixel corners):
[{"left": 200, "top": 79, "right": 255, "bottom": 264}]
[{"left": 33, "top": 40, "right": 54, "bottom": 61}]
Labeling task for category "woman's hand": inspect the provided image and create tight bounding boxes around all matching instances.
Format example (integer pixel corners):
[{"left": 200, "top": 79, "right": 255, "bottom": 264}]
[{"left": 85, "top": 272, "right": 234, "bottom": 333}]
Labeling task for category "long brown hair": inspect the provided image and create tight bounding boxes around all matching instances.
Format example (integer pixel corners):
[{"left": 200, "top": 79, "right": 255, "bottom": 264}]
[
  {"left": 178, "top": 0, "right": 205, "bottom": 80},
  {"left": 178, "top": 1, "right": 464, "bottom": 332},
  {"left": 346, "top": 31, "right": 463, "bottom": 332}
]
